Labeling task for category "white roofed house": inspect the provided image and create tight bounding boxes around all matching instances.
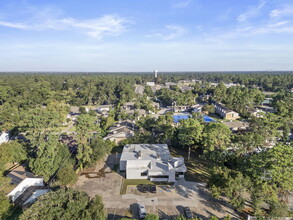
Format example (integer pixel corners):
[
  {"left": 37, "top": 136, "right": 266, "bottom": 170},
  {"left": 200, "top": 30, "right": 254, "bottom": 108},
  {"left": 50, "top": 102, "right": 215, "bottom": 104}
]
[
  {"left": 5, "top": 165, "right": 50, "bottom": 208},
  {"left": 120, "top": 144, "right": 187, "bottom": 183},
  {"left": 191, "top": 104, "right": 203, "bottom": 113},
  {"left": 249, "top": 108, "right": 265, "bottom": 118},
  {"left": 167, "top": 105, "right": 190, "bottom": 113},
  {"left": 97, "top": 104, "right": 113, "bottom": 114}
]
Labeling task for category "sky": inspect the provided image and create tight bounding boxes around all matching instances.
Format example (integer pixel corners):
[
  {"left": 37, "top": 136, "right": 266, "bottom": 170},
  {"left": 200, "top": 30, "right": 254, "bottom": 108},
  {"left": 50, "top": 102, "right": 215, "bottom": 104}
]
[{"left": 0, "top": 0, "right": 293, "bottom": 72}]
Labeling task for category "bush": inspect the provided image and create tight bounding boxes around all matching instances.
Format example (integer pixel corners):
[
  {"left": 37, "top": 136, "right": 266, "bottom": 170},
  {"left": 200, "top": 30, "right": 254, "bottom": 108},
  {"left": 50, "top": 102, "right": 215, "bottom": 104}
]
[{"left": 145, "top": 214, "right": 159, "bottom": 220}]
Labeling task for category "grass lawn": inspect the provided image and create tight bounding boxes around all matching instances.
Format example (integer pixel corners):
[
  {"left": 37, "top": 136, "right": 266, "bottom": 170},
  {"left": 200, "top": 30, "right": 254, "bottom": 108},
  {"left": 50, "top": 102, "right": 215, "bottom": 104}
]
[
  {"left": 120, "top": 179, "right": 153, "bottom": 194},
  {"left": 170, "top": 147, "right": 211, "bottom": 183},
  {"left": 120, "top": 179, "right": 173, "bottom": 195}
]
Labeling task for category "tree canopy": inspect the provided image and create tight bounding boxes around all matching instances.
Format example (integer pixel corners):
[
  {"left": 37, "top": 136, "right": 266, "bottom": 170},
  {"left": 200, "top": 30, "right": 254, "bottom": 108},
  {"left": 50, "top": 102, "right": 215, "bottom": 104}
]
[{"left": 20, "top": 188, "right": 106, "bottom": 220}]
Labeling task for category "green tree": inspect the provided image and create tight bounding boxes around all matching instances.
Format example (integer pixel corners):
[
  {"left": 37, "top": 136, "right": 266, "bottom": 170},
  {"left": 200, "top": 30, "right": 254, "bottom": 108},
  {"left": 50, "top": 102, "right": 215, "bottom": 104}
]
[
  {"left": 29, "top": 135, "right": 72, "bottom": 181},
  {"left": 90, "top": 138, "right": 115, "bottom": 165},
  {"left": 0, "top": 140, "right": 26, "bottom": 172},
  {"left": 202, "top": 123, "right": 231, "bottom": 151},
  {"left": 248, "top": 144, "right": 293, "bottom": 192},
  {"left": 0, "top": 192, "right": 11, "bottom": 219},
  {"left": 177, "top": 118, "right": 204, "bottom": 161},
  {"left": 82, "top": 195, "right": 106, "bottom": 220},
  {"left": 20, "top": 188, "right": 101, "bottom": 220},
  {"left": 144, "top": 85, "right": 154, "bottom": 97},
  {"left": 57, "top": 165, "right": 78, "bottom": 186},
  {"left": 76, "top": 114, "right": 100, "bottom": 169},
  {"left": 208, "top": 166, "right": 251, "bottom": 210}
]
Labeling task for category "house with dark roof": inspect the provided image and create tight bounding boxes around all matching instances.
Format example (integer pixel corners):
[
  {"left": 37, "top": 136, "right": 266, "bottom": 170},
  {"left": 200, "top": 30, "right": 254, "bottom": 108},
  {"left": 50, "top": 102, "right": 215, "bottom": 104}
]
[
  {"left": 103, "top": 120, "right": 138, "bottom": 144},
  {"left": 214, "top": 102, "right": 240, "bottom": 120}
]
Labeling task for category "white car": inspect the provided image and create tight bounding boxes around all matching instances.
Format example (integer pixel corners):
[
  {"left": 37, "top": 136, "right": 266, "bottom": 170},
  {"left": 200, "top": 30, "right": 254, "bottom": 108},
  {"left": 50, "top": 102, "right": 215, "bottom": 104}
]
[{"left": 138, "top": 204, "right": 146, "bottom": 219}]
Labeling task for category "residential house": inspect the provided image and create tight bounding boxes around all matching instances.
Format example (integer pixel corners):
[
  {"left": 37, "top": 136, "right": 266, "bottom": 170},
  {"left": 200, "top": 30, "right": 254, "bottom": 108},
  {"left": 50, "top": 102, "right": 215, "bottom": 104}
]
[
  {"left": 103, "top": 121, "right": 138, "bottom": 144},
  {"left": 222, "top": 121, "right": 249, "bottom": 132},
  {"left": 210, "top": 82, "right": 219, "bottom": 87},
  {"left": 151, "top": 102, "right": 160, "bottom": 110},
  {"left": 214, "top": 102, "right": 240, "bottom": 120},
  {"left": 6, "top": 166, "right": 49, "bottom": 208},
  {"left": 191, "top": 79, "right": 202, "bottom": 84},
  {"left": 249, "top": 108, "right": 265, "bottom": 118},
  {"left": 97, "top": 105, "right": 113, "bottom": 114},
  {"left": 120, "top": 144, "right": 187, "bottom": 183},
  {"left": 123, "top": 102, "right": 135, "bottom": 111},
  {"left": 191, "top": 104, "right": 203, "bottom": 113},
  {"left": 165, "top": 82, "right": 177, "bottom": 88},
  {"left": 262, "top": 98, "right": 273, "bottom": 106},
  {"left": 146, "top": 82, "right": 155, "bottom": 86},
  {"left": 167, "top": 105, "right": 189, "bottom": 113}
]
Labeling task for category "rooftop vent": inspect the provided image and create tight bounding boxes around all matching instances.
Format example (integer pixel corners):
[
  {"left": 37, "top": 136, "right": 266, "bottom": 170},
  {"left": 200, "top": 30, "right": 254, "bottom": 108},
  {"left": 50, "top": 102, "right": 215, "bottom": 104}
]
[
  {"left": 137, "top": 150, "right": 142, "bottom": 159},
  {"left": 156, "top": 152, "right": 160, "bottom": 159}
]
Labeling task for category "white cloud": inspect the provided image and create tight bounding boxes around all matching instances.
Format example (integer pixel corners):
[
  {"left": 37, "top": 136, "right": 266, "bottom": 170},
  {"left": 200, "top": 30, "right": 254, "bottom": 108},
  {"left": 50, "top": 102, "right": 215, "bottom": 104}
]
[
  {"left": 0, "top": 8, "right": 129, "bottom": 40},
  {"left": 172, "top": 0, "right": 192, "bottom": 9},
  {"left": 154, "top": 25, "right": 186, "bottom": 40},
  {"left": 237, "top": 0, "right": 266, "bottom": 22},
  {"left": 270, "top": 5, "right": 293, "bottom": 18},
  {"left": 205, "top": 20, "right": 293, "bottom": 43},
  {"left": 0, "top": 21, "right": 28, "bottom": 29}
]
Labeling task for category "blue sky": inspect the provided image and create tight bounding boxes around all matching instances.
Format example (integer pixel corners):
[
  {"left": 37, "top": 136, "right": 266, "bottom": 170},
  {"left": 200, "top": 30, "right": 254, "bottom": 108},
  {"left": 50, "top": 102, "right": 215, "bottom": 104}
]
[{"left": 0, "top": 0, "right": 293, "bottom": 71}]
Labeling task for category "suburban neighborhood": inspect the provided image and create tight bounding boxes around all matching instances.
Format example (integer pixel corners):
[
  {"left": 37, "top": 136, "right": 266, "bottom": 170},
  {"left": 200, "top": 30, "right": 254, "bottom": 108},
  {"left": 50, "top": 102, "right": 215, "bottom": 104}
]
[{"left": 0, "top": 71, "right": 292, "bottom": 220}]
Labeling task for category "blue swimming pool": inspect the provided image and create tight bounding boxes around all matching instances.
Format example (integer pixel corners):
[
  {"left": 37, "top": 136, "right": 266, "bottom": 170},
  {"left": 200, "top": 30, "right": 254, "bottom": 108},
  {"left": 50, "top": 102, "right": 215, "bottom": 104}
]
[
  {"left": 203, "top": 115, "right": 217, "bottom": 122},
  {"left": 173, "top": 114, "right": 217, "bottom": 123},
  {"left": 173, "top": 115, "right": 190, "bottom": 123}
]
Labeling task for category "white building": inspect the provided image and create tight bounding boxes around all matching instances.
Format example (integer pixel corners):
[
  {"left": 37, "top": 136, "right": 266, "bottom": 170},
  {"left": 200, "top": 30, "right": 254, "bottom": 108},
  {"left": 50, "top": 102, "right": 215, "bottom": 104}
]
[
  {"left": 6, "top": 166, "right": 50, "bottom": 207},
  {"left": 120, "top": 144, "right": 187, "bottom": 183},
  {"left": 191, "top": 104, "right": 203, "bottom": 113},
  {"left": 146, "top": 82, "right": 155, "bottom": 86},
  {"left": 97, "top": 105, "right": 113, "bottom": 113},
  {"left": 0, "top": 131, "right": 9, "bottom": 144}
]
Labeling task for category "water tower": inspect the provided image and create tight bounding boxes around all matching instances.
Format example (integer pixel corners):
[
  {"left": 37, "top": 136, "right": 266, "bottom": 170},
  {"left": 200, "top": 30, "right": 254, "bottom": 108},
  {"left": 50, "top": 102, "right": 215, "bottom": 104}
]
[{"left": 154, "top": 70, "right": 158, "bottom": 78}]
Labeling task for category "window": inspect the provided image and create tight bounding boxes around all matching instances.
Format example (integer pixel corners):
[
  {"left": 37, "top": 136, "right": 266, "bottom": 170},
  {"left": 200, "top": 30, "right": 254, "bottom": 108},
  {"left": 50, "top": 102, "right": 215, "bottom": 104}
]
[
  {"left": 175, "top": 172, "right": 184, "bottom": 177},
  {"left": 141, "top": 172, "right": 148, "bottom": 176},
  {"left": 148, "top": 175, "right": 169, "bottom": 178}
]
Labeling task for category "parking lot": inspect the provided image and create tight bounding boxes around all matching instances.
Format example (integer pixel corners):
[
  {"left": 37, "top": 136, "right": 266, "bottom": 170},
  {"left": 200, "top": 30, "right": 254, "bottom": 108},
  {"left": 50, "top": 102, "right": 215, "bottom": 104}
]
[{"left": 74, "top": 170, "right": 239, "bottom": 219}]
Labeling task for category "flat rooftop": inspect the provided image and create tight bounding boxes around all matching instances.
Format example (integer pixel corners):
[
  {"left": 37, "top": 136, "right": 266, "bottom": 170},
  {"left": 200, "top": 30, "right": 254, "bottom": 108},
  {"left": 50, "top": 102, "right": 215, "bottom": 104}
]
[
  {"left": 121, "top": 144, "right": 170, "bottom": 162},
  {"left": 121, "top": 144, "right": 187, "bottom": 174}
]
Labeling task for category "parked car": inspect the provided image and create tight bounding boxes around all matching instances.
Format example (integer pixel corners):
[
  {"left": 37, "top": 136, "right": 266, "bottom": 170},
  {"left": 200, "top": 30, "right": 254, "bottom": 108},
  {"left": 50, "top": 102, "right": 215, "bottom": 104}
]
[
  {"left": 138, "top": 204, "right": 146, "bottom": 219},
  {"left": 148, "top": 184, "right": 156, "bottom": 193},
  {"left": 184, "top": 207, "right": 193, "bottom": 219},
  {"left": 137, "top": 184, "right": 147, "bottom": 193}
]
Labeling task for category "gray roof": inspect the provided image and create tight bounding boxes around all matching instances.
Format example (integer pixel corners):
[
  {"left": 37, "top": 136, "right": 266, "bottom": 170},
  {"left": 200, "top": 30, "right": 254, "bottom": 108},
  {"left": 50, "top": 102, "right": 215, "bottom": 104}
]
[
  {"left": 121, "top": 144, "right": 186, "bottom": 174},
  {"left": 222, "top": 121, "right": 249, "bottom": 129},
  {"left": 121, "top": 144, "right": 170, "bottom": 162}
]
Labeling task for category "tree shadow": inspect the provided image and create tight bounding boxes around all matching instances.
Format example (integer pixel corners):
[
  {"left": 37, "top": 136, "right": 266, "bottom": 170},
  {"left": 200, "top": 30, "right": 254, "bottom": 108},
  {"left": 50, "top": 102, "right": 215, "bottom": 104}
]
[{"left": 157, "top": 209, "right": 178, "bottom": 219}]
